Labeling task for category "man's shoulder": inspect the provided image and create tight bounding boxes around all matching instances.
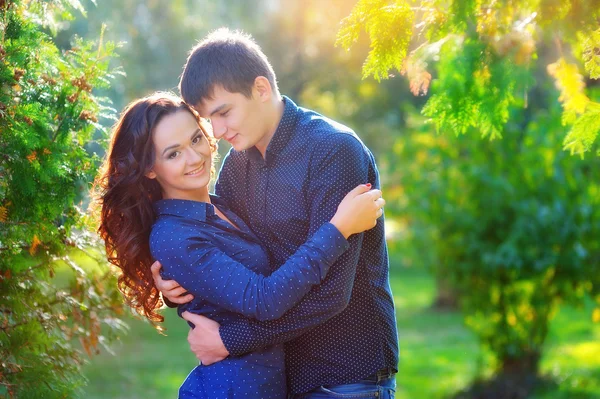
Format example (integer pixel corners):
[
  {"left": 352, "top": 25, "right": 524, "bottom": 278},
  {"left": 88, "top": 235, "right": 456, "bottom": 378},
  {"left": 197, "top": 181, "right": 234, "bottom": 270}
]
[
  {"left": 296, "top": 106, "right": 355, "bottom": 138},
  {"left": 293, "top": 105, "right": 367, "bottom": 152}
]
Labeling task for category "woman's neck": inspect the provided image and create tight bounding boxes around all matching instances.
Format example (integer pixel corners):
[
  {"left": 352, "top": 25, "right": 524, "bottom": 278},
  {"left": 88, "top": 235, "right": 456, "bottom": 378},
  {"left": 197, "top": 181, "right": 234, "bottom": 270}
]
[{"left": 162, "top": 187, "right": 211, "bottom": 203}]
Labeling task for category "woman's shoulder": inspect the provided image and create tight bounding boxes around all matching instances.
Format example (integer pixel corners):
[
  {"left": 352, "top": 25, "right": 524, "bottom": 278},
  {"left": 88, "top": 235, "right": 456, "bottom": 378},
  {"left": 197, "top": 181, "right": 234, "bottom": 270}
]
[
  {"left": 149, "top": 216, "right": 180, "bottom": 251},
  {"left": 150, "top": 215, "right": 178, "bottom": 236},
  {"left": 149, "top": 213, "right": 204, "bottom": 253}
]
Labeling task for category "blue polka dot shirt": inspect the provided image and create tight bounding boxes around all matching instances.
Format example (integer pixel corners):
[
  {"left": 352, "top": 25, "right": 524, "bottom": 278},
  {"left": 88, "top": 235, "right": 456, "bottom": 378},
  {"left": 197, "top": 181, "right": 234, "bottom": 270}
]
[
  {"left": 149, "top": 195, "right": 349, "bottom": 398},
  {"left": 215, "top": 97, "right": 400, "bottom": 394}
]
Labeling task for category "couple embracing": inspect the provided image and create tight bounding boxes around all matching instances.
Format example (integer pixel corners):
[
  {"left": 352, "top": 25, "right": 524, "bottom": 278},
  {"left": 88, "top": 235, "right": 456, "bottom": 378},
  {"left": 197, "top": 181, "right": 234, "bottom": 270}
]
[{"left": 96, "top": 28, "right": 399, "bottom": 399}]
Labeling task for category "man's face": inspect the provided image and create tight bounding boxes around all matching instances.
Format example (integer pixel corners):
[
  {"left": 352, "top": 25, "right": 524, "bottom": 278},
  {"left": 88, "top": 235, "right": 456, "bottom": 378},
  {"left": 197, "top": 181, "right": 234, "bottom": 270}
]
[{"left": 195, "top": 85, "right": 267, "bottom": 152}]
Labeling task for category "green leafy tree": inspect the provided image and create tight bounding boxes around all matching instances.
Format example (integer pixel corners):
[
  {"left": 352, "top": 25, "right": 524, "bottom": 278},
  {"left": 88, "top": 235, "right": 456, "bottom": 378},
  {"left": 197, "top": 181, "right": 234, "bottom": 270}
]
[
  {"left": 0, "top": 1, "right": 125, "bottom": 397},
  {"left": 394, "top": 96, "right": 600, "bottom": 396},
  {"left": 338, "top": 0, "right": 600, "bottom": 395},
  {"left": 337, "top": 0, "right": 600, "bottom": 155}
]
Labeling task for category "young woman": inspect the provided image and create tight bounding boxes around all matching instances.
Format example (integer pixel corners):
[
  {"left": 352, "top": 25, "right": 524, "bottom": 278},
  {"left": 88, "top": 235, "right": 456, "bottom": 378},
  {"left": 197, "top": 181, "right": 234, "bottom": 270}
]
[{"left": 95, "top": 92, "right": 385, "bottom": 399}]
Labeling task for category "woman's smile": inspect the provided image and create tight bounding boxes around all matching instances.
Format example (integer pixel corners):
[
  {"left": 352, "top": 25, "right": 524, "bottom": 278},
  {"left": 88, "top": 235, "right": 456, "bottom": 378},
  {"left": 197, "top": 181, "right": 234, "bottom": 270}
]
[{"left": 185, "top": 163, "right": 205, "bottom": 176}]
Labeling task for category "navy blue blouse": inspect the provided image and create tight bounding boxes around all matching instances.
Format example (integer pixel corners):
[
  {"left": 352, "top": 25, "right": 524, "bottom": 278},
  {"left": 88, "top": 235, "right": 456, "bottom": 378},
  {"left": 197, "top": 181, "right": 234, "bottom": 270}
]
[{"left": 149, "top": 195, "right": 348, "bottom": 398}]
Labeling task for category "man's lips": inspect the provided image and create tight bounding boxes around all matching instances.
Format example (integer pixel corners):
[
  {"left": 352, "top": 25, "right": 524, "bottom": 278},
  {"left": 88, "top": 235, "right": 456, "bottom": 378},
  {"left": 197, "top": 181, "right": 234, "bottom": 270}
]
[{"left": 224, "top": 134, "right": 238, "bottom": 143}]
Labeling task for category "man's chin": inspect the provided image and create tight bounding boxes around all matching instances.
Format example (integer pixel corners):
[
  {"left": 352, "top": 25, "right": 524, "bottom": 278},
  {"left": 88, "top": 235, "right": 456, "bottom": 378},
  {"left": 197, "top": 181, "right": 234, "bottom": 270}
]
[{"left": 231, "top": 143, "right": 251, "bottom": 152}]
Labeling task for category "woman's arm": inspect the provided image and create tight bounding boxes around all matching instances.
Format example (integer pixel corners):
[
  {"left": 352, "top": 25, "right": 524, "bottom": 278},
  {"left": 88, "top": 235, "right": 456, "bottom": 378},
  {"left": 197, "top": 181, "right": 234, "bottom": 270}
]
[
  {"left": 152, "top": 222, "right": 347, "bottom": 321},
  {"left": 152, "top": 184, "right": 384, "bottom": 321}
]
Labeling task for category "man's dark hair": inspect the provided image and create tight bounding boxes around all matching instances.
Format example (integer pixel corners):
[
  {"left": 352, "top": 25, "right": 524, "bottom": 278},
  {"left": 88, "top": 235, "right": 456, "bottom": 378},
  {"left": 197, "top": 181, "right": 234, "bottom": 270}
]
[{"left": 179, "top": 28, "right": 278, "bottom": 106}]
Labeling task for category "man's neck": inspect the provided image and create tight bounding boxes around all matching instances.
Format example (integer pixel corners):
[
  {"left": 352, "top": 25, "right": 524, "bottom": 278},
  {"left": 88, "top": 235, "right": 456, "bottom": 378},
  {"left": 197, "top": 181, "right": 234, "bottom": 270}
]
[{"left": 255, "top": 96, "right": 285, "bottom": 158}]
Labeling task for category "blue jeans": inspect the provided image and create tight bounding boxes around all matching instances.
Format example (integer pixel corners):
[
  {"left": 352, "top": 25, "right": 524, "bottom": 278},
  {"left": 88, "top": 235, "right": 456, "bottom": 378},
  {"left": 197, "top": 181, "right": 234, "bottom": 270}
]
[{"left": 290, "top": 371, "right": 396, "bottom": 399}]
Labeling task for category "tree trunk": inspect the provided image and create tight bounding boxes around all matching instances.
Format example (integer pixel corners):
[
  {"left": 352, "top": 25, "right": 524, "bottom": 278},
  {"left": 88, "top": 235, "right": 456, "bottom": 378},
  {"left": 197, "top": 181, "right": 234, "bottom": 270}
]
[
  {"left": 501, "top": 351, "right": 541, "bottom": 379},
  {"left": 432, "top": 275, "right": 459, "bottom": 310}
]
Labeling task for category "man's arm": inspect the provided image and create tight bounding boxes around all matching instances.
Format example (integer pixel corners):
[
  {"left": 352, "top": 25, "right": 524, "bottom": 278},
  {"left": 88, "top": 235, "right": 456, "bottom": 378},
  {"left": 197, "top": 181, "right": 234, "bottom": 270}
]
[{"left": 216, "top": 133, "right": 373, "bottom": 356}]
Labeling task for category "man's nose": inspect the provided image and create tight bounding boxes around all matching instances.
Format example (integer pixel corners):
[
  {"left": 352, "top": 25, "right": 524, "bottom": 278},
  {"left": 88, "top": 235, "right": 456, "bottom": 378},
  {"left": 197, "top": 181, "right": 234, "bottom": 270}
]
[{"left": 211, "top": 120, "right": 227, "bottom": 139}]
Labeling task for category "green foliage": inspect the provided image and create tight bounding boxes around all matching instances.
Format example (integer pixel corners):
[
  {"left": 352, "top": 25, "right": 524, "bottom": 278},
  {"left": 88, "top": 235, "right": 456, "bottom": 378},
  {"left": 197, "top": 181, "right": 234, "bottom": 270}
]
[
  {"left": 0, "top": 1, "right": 125, "bottom": 397},
  {"left": 25, "top": 0, "right": 95, "bottom": 35},
  {"left": 337, "top": 0, "right": 414, "bottom": 81},
  {"left": 563, "top": 104, "right": 600, "bottom": 157},
  {"left": 421, "top": 37, "right": 521, "bottom": 139},
  {"left": 338, "top": 0, "right": 600, "bottom": 154},
  {"left": 581, "top": 28, "right": 600, "bottom": 80},
  {"left": 546, "top": 58, "right": 600, "bottom": 157},
  {"left": 395, "top": 96, "right": 600, "bottom": 383},
  {"left": 339, "top": 0, "right": 600, "bottom": 393},
  {"left": 547, "top": 57, "right": 590, "bottom": 125},
  {"left": 449, "top": 0, "right": 477, "bottom": 32}
]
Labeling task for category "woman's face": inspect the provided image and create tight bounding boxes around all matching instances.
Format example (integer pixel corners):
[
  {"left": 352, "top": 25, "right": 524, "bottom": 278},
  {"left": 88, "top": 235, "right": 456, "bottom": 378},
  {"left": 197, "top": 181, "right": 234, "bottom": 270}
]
[{"left": 146, "top": 109, "right": 212, "bottom": 201}]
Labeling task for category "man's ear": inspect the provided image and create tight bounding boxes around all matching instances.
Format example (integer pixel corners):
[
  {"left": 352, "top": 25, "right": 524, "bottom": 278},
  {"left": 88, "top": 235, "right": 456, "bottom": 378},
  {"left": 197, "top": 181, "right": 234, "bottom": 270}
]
[
  {"left": 146, "top": 170, "right": 157, "bottom": 179},
  {"left": 253, "top": 76, "right": 272, "bottom": 102}
]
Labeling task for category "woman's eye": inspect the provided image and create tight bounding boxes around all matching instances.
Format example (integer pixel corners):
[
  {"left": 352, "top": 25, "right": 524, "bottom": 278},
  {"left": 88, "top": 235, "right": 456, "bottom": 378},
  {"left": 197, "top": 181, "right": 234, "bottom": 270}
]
[
  {"left": 168, "top": 151, "right": 180, "bottom": 159},
  {"left": 192, "top": 135, "right": 203, "bottom": 145},
  {"left": 220, "top": 110, "right": 230, "bottom": 117}
]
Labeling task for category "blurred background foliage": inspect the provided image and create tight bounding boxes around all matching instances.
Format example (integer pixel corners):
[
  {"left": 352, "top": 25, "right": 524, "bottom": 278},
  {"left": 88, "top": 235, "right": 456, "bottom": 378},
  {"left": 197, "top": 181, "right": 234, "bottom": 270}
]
[{"left": 1, "top": 0, "right": 599, "bottom": 398}]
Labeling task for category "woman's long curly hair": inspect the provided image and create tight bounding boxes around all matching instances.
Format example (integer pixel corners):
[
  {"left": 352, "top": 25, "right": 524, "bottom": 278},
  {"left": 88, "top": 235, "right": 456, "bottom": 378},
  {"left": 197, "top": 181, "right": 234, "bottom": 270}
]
[{"left": 93, "top": 92, "right": 216, "bottom": 326}]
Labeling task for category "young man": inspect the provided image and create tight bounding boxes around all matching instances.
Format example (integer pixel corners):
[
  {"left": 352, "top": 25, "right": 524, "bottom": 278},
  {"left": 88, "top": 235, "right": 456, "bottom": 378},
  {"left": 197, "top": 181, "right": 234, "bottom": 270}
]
[{"left": 153, "top": 28, "right": 399, "bottom": 398}]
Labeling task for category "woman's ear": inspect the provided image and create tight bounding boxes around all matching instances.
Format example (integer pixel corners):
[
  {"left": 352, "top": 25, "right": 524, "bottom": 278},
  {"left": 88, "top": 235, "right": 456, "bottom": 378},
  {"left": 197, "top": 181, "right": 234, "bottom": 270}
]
[{"left": 146, "top": 170, "right": 157, "bottom": 179}]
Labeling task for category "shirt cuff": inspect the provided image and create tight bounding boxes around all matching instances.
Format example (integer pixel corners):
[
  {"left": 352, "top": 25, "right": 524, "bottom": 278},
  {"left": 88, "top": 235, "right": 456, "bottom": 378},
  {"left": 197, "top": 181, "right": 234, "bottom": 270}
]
[{"left": 311, "top": 222, "right": 350, "bottom": 266}]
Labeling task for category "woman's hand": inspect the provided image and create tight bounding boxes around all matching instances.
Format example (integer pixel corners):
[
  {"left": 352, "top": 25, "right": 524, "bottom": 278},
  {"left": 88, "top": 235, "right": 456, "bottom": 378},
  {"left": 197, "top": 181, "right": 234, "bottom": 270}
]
[
  {"left": 330, "top": 184, "right": 385, "bottom": 239},
  {"left": 151, "top": 261, "right": 194, "bottom": 304}
]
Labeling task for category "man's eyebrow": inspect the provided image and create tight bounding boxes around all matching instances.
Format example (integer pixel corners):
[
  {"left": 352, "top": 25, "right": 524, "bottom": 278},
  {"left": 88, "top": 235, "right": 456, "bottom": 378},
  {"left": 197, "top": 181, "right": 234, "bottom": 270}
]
[{"left": 209, "top": 104, "right": 229, "bottom": 117}]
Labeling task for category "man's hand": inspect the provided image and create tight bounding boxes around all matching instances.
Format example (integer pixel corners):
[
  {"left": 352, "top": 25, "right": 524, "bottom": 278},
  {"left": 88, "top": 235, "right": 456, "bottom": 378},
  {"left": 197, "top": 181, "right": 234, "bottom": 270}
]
[
  {"left": 151, "top": 261, "right": 194, "bottom": 304},
  {"left": 182, "top": 311, "right": 229, "bottom": 365}
]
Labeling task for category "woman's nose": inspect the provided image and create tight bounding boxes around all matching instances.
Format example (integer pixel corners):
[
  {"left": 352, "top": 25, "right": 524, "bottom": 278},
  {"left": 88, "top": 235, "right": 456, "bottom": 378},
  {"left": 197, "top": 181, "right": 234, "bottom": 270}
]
[{"left": 186, "top": 147, "right": 204, "bottom": 163}]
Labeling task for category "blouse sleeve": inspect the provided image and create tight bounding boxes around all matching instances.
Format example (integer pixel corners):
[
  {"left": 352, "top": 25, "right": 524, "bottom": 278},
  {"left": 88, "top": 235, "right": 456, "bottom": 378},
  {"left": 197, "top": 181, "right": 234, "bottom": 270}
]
[{"left": 151, "top": 222, "right": 348, "bottom": 321}]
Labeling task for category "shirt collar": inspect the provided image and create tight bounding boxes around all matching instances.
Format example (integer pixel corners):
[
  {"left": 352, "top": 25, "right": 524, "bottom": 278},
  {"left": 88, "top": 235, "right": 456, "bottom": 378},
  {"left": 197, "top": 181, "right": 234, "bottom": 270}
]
[
  {"left": 246, "top": 95, "right": 299, "bottom": 165},
  {"left": 153, "top": 195, "right": 227, "bottom": 223}
]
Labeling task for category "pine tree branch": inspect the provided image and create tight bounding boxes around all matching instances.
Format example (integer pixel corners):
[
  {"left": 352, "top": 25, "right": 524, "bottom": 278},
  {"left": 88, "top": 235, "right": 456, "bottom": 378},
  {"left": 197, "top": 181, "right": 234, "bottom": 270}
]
[
  {"left": 0, "top": 4, "right": 9, "bottom": 44},
  {"left": 51, "top": 88, "right": 83, "bottom": 144},
  {"left": 0, "top": 320, "right": 31, "bottom": 331},
  {"left": 0, "top": 244, "right": 31, "bottom": 252}
]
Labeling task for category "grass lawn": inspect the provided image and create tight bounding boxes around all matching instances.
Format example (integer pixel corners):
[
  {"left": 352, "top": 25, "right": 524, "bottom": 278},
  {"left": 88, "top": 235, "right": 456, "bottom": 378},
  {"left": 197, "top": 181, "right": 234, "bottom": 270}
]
[{"left": 82, "top": 260, "right": 600, "bottom": 398}]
